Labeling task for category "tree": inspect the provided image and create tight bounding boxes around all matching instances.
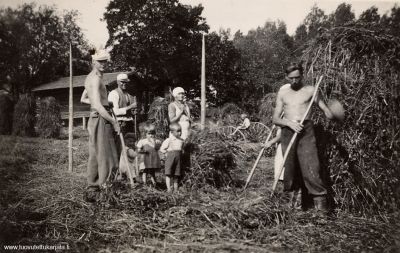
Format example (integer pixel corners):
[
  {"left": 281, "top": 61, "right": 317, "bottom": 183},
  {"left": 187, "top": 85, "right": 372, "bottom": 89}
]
[
  {"left": 358, "top": 6, "right": 380, "bottom": 24},
  {"left": 304, "top": 5, "right": 330, "bottom": 39},
  {"left": 104, "top": 0, "right": 209, "bottom": 95},
  {"left": 233, "top": 20, "right": 293, "bottom": 113},
  {"left": 381, "top": 5, "right": 400, "bottom": 37},
  {"left": 329, "top": 3, "right": 355, "bottom": 27},
  {"left": 0, "top": 3, "right": 90, "bottom": 98},
  {"left": 204, "top": 31, "right": 242, "bottom": 106}
]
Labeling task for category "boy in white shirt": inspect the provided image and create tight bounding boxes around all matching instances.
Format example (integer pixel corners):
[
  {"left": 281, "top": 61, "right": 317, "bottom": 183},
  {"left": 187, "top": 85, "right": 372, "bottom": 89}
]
[{"left": 160, "top": 123, "right": 184, "bottom": 193}]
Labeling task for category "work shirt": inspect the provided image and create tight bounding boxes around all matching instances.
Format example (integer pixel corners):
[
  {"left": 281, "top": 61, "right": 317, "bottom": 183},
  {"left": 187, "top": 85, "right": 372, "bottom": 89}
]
[
  {"left": 160, "top": 135, "right": 184, "bottom": 153},
  {"left": 108, "top": 89, "right": 136, "bottom": 121}
]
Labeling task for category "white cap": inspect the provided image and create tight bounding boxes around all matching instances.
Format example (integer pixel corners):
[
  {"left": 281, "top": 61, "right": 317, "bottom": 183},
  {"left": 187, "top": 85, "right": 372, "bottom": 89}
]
[
  {"left": 172, "top": 87, "right": 185, "bottom": 97},
  {"left": 92, "top": 49, "right": 110, "bottom": 61},
  {"left": 117, "top": 73, "right": 130, "bottom": 82}
]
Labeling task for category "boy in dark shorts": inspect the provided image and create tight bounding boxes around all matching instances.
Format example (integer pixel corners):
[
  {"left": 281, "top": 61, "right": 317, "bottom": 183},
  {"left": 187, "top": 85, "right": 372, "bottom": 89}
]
[{"left": 160, "top": 123, "right": 184, "bottom": 193}]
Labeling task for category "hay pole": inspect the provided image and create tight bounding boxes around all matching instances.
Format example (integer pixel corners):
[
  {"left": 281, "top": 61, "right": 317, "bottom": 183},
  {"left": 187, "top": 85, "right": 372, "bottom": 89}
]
[
  {"left": 68, "top": 43, "right": 73, "bottom": 172},
  {"left": 271, "top": 75, "right": 324, "bottom": 196},
  {"left": 201, "top": 33, "right": 206, "bottom": 130}
]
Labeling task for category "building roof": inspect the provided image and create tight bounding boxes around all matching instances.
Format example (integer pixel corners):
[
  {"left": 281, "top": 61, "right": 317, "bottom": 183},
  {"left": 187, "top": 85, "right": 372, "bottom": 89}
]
[{"left": 33, "top": 72, "right": 127, "bottom": 92}]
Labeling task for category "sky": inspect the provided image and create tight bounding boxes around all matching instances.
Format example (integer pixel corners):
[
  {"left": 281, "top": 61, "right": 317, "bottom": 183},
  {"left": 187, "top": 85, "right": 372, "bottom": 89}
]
[{"left": 0, "top": 0, "right": 398, "bottom": 46}]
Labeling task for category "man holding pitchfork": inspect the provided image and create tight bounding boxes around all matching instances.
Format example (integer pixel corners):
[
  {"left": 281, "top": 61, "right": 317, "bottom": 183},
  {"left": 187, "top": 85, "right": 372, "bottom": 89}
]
[{"left": 273, "top": 62, "right": 344, "bottom": 213}]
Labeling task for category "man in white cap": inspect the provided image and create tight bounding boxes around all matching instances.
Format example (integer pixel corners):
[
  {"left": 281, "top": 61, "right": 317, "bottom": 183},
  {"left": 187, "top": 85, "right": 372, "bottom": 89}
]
[
  {"left": 84, "top": 49, "right": 120, "bottom": 201},
  {"left": 168, "top": 87, "right": 191, "bottom": 140},
  {"left": 108, "top": 73, "right": 137, "bottom": 155}
]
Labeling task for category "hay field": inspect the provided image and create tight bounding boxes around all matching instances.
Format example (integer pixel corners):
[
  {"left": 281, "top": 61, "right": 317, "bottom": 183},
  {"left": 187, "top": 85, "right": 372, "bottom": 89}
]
[{"left": 0, "top": 129, "right": 399, "bottom": 252}]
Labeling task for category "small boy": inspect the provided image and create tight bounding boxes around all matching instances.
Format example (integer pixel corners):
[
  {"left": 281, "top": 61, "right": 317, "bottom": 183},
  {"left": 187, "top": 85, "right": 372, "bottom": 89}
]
[{"left": 160, "top": 123, "right": 184, "bottom": 193}]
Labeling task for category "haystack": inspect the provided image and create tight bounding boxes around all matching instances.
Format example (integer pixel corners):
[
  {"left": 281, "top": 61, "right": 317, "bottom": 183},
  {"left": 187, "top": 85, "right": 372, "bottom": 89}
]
[
  {"left": 146, "top": 96, "right": 170, "bottom": 139},
  {"left": 0, "top": 92, "right": 14, "bottom": 135},
  {"left": 36, "top": 96, "right": 62, "bottom": 139},
  {"left": 302, "top": 25, "right": 400, "bottom": 215},
  {"left": 184, "top": 130, "right": 238, "bottom": 188},
  {"left": 258, "top": 93, "right": 276, "bottom": 126},
  {"left": 218, "top": 103, "right": 243, "bottom": 126},
  {"left": 12, "top": 94, "right": 36, "bottom": 137}
]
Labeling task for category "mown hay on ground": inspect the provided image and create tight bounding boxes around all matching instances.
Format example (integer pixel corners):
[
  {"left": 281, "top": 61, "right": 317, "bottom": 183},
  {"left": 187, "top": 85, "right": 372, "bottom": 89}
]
[
  {"left": 301, "top": 25, "right": 400, "bottom": 215},
  {"left": 36, "top": 96, "right": 62, "bottom": 139}
]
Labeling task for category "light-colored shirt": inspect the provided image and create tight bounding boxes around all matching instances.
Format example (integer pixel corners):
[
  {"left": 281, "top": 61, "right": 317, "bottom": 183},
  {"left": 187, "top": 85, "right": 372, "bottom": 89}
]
[
  {"left": 240, "top": 118, "right": 251, "bottom": 129},
  {"left": 160, "top": 135, "right": 184, "bottom": 153},
  {"left": 108, "top": 89, "right": 135, "bottom": 121}
]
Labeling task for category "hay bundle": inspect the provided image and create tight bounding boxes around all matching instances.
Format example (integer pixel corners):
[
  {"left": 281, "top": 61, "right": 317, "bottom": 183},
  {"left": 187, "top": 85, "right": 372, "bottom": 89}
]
[
  {"left": 36, "top": 97, "right": 62, "bottom": 138},
  {"left": 146, "top": 96, "right": 170, "bottom": 139},
  {"left": 302, "top": 25, "right": 400, "bottom": 215},
  {"left": 0, "top": 92, "right": 14, "bottom": 135},
  {"left": 258, "top": 93, "right": 276, "bottom": 126},
  {"left": 184, "top": 130, "right": 237, "bottom": 188},
  {"left": 12, "top": 94, "right": 36, "bottom": 137},
  {"left": 219, "top": 103, "right": 243, "bottom": 126}
]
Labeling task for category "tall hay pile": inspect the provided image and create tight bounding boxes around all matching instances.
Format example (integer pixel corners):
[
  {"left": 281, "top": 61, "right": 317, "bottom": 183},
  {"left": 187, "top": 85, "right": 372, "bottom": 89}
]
[
  {"left": 12, "top": 94, "right": 36, "bottom": 137},
  {"left": 146, "top": 96, "right": 170, "bottom": 139},
  {"left": 36, "top": 97, "right": 62, "bottom": 138},
  {"left": 302, "top": 26, "right": 400, "bottom": 215},
  {"left": 184, "top": 129, "right": 243, "bottom": 188},
  {"left": 0, "top": 92, "right": 14, "bottom": 135},
  {"left": 258, "top": 93, "right": 276, "bottom": 125},
  {"left": 218, "top": 103, "right": 243, "bottom": 125}
]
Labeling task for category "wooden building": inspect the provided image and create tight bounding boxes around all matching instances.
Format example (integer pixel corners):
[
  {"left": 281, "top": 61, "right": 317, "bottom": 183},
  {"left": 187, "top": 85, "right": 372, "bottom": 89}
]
[{"left": 33, "top": 72, "right": 126, "bottom": 128}]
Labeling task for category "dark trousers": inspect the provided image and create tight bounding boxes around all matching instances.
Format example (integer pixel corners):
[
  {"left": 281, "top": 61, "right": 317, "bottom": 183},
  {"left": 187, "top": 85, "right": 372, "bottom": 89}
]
[{"left": 281, "top": 120, "right": 327, "bottom": 196}]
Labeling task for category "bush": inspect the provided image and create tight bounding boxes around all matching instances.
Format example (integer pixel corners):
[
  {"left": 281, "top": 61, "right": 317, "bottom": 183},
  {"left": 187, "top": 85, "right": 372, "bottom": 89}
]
[
  {"left": 36, "top": 96, "right": 62, "bottom": 138},
  {"left": 12, "top": 94, "right": 36, "bottom": 137}
]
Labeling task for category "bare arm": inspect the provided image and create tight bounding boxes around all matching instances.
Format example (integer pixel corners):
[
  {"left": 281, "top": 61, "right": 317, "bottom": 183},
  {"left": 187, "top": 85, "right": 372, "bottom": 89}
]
[
  {"left": 265, "top": 128, "right": 281, "bottom": 148},
  {"left": 80, "top": 89, "right": 90, "bottom": 104},
  {"left": 168, "top": 103, "right": 183, "bottom": 123},
  {"left": 316, "top": 91, "right": 334, "bottom": 120}
]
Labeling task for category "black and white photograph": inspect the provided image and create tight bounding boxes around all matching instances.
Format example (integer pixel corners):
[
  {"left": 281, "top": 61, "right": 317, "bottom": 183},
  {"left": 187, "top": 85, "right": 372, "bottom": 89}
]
[{"left": 0, "top": 0, "right": 399, "bottom": 252}]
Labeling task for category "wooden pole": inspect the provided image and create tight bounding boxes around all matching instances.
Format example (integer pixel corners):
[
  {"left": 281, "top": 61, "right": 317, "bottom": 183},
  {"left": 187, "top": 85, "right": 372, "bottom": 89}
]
[
  {"left": 271, "top": 76, "right": 324, "bottom": 196},
  {"left": 200, "top": 34, "right": 206, "bottom": 130},
  {"left": 68, "top": 43, "right": 73, "bottom": 172}
]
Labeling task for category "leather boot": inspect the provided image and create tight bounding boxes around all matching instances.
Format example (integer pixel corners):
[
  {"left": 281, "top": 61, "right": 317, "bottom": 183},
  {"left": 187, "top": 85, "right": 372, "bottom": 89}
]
[{"left": 313, "top": 195, "right": 329, "bottom": 214}]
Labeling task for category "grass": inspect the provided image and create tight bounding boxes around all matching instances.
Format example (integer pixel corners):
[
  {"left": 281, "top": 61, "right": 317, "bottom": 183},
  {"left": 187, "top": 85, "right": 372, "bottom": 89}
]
[{"left": 0, "top": 128, "right": 399, "bottom": 252}]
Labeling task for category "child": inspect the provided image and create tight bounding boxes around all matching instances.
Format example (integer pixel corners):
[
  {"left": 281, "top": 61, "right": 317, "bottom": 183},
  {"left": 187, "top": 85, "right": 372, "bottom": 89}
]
[
  {"left": 231, "top": 113, "right": 251, "bottom": 136},
  {"left": 264, "top": 127, "right": 284, "bottom": 182},
  {"left": 160, "top": 123, "right": 184, "bottom": 193},
  {"left": 117, "top": 133, "right": 138, "bottom": 184},
  {"left": 137, "top": 124, "right": 162, "bottom": 186}
]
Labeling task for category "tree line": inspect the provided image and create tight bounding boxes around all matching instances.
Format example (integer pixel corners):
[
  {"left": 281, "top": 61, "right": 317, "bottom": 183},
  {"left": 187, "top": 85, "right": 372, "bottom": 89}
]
[{"left": 1, "top": 1, "right": 400, "bottom": 113}]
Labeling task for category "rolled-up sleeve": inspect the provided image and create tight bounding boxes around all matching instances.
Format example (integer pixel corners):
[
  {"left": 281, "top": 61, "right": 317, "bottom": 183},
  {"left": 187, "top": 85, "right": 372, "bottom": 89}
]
[{"left": 108, "top": 90, "right": 127, "bottom": 116}]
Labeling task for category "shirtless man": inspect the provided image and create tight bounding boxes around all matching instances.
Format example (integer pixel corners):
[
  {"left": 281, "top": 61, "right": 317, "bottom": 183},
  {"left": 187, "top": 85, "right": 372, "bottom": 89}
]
[
  {"left": 84, "top": 49, "right": 120, "bottom": 199},
  {"left": 273, "top": 62, "right": 334, "bottom": 212}
]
